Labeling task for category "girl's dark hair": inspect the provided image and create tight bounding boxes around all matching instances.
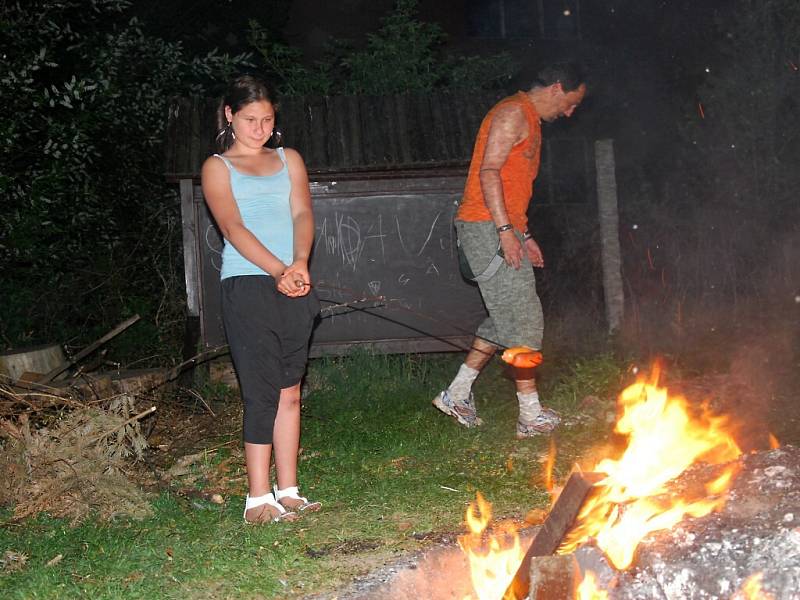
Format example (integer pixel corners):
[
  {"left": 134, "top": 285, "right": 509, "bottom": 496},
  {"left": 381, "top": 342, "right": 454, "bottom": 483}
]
[{"left": 215, "top": 75, "right": 282, "bottom": 152}]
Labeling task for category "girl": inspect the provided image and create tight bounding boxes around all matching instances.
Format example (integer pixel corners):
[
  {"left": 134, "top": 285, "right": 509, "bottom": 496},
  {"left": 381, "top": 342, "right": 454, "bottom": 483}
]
[{"left": 201, "top": 75, "right": 320, "bottom": 523}]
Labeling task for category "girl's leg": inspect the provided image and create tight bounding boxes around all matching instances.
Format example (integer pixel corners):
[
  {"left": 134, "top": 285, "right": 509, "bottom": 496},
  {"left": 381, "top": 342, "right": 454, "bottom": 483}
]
[
  {"left": 243, "top": 441, "right": 291, "bottom": 522},
  {"left": 272, "top": 383, "right": 301, "bottom": 491},
  {"left": 244, "top": 442, "right": 273, "bottom": 497}
]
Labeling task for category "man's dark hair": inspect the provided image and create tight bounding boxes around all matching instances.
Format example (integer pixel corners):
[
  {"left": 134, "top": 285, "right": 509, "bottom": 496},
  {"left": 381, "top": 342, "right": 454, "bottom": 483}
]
[{"left": 532, "top": 62, "right": 585, "bottom": 93}]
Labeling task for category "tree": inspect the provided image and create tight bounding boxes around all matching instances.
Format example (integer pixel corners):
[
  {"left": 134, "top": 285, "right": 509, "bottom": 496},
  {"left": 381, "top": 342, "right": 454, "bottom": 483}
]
[
  {"left": 0, "top": 0, "right": 248, "bottom": 355},
  {"left": 248, "top": 0, "right": 517, "bottom": 97}
]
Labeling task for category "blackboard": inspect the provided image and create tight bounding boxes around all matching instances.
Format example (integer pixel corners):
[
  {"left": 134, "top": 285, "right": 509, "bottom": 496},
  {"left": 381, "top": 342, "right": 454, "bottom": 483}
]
[{"left": 183, "top": 170, "right": 489, "bottom": 356}]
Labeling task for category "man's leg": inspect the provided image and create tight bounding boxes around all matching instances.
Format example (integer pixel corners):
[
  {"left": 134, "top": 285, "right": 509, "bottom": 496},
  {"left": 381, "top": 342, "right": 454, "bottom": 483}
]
[
  {"left": 451, "top": 336, "right": 496, "bottom": 396},
  {"left": 433, "top": 336, "right": 495, "bottom": 427},
  {"left": 464, "top": 225, "right": 558, "bottom": 436}
]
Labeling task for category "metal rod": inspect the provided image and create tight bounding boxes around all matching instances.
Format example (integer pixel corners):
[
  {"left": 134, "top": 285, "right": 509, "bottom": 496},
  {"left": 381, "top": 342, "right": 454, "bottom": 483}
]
[{"left": 314, "top": 281, "right": 512, "bottom": 356}]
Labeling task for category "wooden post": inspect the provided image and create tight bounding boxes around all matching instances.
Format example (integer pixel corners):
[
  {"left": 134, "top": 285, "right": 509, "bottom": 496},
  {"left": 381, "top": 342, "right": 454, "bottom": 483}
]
[
  {"left": 180, "top": 178, "right": 200, "bottom": 318},
  {"left": 595, "top": 139, "right": 624, "bottom": 335}
]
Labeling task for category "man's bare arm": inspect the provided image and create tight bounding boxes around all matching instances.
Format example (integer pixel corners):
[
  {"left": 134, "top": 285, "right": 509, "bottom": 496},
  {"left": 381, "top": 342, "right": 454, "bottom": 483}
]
[{"left": 478, "top": 104, "right": 527, "bottom": 268}]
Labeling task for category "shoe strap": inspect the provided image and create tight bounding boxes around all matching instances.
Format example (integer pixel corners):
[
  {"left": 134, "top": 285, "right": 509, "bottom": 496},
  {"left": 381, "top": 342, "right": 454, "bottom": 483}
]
[
  {"left": 244, "top": 493, "right": 285, "bottom": 515},
  {"left": 274, "top": 486, "right": 307, "bottom": 502}
]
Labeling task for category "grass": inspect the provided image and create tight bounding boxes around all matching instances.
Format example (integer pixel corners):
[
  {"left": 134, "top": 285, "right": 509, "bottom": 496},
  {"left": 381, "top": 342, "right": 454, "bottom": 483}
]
[{"left": 1, "top": 351, "right": 624, "bottom": 599}]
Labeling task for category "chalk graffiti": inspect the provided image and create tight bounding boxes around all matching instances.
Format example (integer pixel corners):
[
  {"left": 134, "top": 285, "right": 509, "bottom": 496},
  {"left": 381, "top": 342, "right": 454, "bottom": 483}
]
[
  {"left": 368, "top": 280, "right": 381, "bottom": 295},
  {"left": 395, "top": 211, "right": 442, "bottom": 257},
  {"left": 316, "top": 212, "right": 387, "bottom": 271}
]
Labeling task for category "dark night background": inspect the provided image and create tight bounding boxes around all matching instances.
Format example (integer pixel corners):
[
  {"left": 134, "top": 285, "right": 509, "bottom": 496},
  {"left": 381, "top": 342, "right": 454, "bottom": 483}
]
[{"left": 1, "top": 0, "right": 798, "bottom": 373}]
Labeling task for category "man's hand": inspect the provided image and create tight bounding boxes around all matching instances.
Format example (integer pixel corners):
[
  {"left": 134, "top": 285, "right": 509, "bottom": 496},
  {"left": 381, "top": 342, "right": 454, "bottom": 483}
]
[
  {"left": 524, "top": 236, "right": 544, "bottom": 268},
  {"left": 500, "top": 229, "right": 524, "bottom": 269}
]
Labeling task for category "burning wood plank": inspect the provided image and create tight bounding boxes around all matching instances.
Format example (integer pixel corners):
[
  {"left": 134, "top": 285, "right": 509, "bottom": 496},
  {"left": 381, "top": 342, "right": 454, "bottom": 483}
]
[{"left": 504, "top": 471, "right": 605, "bottom": 600}]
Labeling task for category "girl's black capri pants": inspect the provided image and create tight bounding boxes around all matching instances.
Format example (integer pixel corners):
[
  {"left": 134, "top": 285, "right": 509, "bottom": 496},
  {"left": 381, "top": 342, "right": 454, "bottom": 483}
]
[{"left": 221, "top": 275, "right": 320, "bottom": 445}]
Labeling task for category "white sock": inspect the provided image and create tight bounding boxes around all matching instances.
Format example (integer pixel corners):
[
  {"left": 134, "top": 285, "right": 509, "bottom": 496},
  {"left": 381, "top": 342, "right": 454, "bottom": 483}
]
[
  {"left": 517, "top": 391, "right": 542, "bottom": 422},
  {"left": 447, "top": 364, "right": 479, "bottom": 401}
]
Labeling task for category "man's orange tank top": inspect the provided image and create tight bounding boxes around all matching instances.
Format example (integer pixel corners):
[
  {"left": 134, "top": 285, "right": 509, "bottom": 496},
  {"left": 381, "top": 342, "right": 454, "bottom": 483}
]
[{"left": 456, "top": 92, "right": 542, "bottom": 233}]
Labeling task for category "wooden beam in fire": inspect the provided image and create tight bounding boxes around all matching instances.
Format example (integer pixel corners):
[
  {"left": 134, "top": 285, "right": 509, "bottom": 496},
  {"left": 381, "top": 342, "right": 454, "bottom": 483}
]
[{"left": 504, "top": 470, "right": 605, "bottom": 600}]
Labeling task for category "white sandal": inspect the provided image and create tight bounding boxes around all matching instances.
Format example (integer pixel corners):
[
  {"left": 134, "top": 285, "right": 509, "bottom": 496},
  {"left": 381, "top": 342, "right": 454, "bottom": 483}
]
[
  {"left": 243, "top": 493, "right": 297, "bottom": 524},
  {"left": 274, "top": 486, "right": 322, "bottom": 513}
]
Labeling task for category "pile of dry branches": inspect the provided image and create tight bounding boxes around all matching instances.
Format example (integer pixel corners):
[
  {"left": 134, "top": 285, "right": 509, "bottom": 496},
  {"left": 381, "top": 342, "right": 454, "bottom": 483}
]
[{"left": 0, "top": 381, "right": 157, "bottom": 525}]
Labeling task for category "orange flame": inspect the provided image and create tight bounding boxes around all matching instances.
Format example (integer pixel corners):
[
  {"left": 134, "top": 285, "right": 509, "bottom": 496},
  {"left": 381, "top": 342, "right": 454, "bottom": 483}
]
[
  {"left": 543, "top": 437, "right": 558, "bottom": 504},
  {"left": 560, "top": 364, "right": 742, "bottom": 569},
  {"left": 768, "top": 433, "right": 780, "bottom": 449},
  {"left": 577, "top": 571, "right": 609, "bottom": 600},
  {"left": 458, "top": 492, "right": 525, "bottom": 600},
  {"left": 735, "top": 572, "right": 774, "bottom": 600}
]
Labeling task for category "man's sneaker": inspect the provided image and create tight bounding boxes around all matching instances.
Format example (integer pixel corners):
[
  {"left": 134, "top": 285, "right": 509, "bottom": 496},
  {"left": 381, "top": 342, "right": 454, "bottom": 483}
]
[
  {"left": 516, "top": 408, "right": 561, "bottom": 438},
  {"left": 432, "top": 389, "right": 483, "bottom": 428}
]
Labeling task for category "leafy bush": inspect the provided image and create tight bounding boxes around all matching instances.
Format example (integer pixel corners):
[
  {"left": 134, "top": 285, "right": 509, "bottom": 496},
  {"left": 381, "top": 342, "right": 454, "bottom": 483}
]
[
  {"left": 0, "top": 0, "right": 248, "bottom": 358},
  {"left": 248, "top": 0, "right": 517, "bottom": 97}
]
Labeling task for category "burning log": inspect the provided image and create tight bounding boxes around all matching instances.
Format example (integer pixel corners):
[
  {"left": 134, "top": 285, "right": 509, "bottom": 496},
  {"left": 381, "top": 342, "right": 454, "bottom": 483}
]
[
  {"left": 526, "top": 546, "right": 617, "bottom": 600},
  {"left": 504, "top": 471, "right": 605, "bottom": 600}
]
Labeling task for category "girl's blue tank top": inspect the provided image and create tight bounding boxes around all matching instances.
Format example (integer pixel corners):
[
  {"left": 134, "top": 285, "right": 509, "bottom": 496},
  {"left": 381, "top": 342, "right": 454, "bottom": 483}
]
[{"left": 213, "top": 147, "right": 293, "bottom": 280}]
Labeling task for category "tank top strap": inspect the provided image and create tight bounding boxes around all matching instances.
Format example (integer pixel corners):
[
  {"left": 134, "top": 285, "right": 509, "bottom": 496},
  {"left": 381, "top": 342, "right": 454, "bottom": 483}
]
[
  {"left": 275, "top": 146, "right": 287, "bottom": 166},
  {"left": 213, "top": 153, "right": 233, "bottom": 170}
]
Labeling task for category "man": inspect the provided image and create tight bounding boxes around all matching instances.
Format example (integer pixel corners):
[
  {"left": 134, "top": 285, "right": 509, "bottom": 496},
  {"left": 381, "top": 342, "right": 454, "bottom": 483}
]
[{"left": 433, "top": 63, "right": 586, "bottom": 438}]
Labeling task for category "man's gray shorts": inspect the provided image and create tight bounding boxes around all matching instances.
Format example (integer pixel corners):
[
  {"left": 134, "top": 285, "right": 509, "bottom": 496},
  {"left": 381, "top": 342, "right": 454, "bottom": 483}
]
[{"left": 455, "top": 219, "right": 543, "bottom": 350}]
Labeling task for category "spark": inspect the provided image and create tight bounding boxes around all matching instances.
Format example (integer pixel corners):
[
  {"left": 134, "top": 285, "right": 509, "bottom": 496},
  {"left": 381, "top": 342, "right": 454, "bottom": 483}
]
[{"left": 698, "top": 102, "right": 705, "bottom": 119}]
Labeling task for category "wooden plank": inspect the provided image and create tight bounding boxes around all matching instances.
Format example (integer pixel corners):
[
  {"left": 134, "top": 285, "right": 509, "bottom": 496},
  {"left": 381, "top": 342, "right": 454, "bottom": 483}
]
[
  {"left": 326, "top": 95, "right": 350, "bottom": 167},
  {"left": 0, "top": 344, "right": 66, "bottom": 381},
  {"left": 359, "top": 94, "right": 382, "bottom": 165},
  {"left": 394, "top": 93, "right": 414, "bottom": 164},
  {"left": 39, "top": 315, "right": 141, "bottom": 384},
  {"left": 428, "top": 92, "right": 451, "bottom": 162},
  {"left": 305, "top": 96, "right": 329, "bottom": 168},
  {"left": 504, "top": 471, "right": 605, "bottom": 600},
  {"left": 277, "top": 95, "right": 304, "bottom": 153},
  {"left": 381, "top": 94, "right": 403, "bottom": 165},
  {"left": 180, "top": 178, "right": 200, "bottom": 317},
  {"left": 344, "top": 94, "right": 364, "bottom": 166},
  {"left": 528, "top": 555, "right": 579, "bottom": 600},
  {"left": 411, "top": 92, "right": 436, "bottom": 163}
]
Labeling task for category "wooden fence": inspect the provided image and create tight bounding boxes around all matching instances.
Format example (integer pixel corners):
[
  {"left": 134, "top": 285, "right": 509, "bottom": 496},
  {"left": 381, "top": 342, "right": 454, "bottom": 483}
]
[{"left": 165, "top": 90, "right": 505, "bottom": 179}]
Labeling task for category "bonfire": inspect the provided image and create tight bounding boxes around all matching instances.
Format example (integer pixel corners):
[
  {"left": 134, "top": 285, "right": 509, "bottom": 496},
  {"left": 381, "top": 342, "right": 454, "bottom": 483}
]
[{"left": 459, "top": 364, "right": 763, "bottom": 599}]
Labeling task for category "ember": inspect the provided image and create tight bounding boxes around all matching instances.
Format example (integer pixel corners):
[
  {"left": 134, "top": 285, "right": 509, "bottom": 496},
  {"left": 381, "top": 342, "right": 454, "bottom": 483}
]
[
  {"left": 735, "top": 572, "right": 774, "bottom": 600},
  {"left": 577, "top": 570, "right": 608, "bottom": 600}
]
